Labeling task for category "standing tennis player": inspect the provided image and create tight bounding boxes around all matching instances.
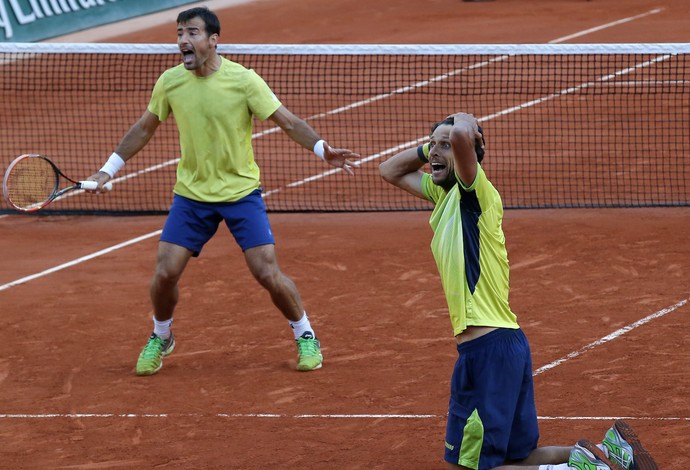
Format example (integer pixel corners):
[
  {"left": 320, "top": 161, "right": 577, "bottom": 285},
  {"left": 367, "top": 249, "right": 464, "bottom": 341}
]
[
  {"left": 88, "top": 7, "right": 358, "bottom": 376},
  {"left": 378, "top": 113, "right": 658, "bottom": 470}
]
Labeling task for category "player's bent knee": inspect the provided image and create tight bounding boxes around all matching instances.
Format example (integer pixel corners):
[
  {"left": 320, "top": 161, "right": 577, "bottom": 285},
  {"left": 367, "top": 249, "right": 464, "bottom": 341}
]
[{"left": 152, "top": 263, "right": 185, "bottom": 286}]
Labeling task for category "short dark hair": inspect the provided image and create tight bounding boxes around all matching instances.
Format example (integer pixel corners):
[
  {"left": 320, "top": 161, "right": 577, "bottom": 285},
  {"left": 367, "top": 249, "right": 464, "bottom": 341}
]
[
  {"left": 177, "top": 7, "right": 221, "bottom": 36},
  {"left": 431, "top": 117, "right": 485, "bottom": 163}
]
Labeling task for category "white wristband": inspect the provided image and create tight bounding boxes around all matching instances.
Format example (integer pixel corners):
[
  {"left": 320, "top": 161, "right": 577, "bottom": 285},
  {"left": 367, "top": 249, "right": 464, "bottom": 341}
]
[
  {"left": 313, "top": 140, "right": 326, "bottom": 160},
  {"left": 99, "top": 152, "right": 125, "bottom": 178}
]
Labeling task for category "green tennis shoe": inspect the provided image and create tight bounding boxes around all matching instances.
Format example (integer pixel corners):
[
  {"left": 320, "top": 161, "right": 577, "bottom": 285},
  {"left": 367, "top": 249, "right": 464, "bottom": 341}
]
[
  {"left": 602, "top": 421, "right": 635, "bottom": 469},
  {"left": 569, "top": 439, "right": 624, "bottom": 470},
  {"left": 136, "top": 332, "right": 175, "bottom": 376},
  {"left": 603, "top": 420, "right": 658, "bottom": 470},
  {"left": 296, "top": 332, "right": 322, "bottom": 371}
]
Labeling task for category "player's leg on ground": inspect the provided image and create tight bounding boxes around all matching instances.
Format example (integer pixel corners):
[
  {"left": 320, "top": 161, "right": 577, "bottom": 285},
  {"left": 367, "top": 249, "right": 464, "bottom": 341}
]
[{"left": 514, "top": 446, "right": 572, "bottom": 466}]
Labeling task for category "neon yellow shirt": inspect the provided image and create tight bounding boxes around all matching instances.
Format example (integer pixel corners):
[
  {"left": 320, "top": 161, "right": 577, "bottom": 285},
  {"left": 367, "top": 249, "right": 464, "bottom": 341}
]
[
  {"left": 148, "top": 57, "right": 282, "bottom": 202},
  {"left": 421, "top": 166, "right": 519, "bottom": 336}
]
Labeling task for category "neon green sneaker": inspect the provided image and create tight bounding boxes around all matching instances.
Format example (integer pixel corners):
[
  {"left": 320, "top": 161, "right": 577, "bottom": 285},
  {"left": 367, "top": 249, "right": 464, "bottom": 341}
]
[
  {"left": 602, "top": 421, "right": 635, "bottom": 469},
  {"left": 603, "top": 420, "right": 658, "bottom": 470},
  {"left": 136, "top": 333, "right": 175, "bottom": 376},
  {"left": 569, "top": 439, "right": 624, "bottom": 470},
  {"left": 296, "top": 332, "right": 322, "bottom": 371}
]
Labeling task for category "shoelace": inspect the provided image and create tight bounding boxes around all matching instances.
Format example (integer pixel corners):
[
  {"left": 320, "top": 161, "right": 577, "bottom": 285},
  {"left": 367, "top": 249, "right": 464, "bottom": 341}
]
[
  {"left": 141, "top": 337, "right": 165, "bottom": 359},
  {"left": 297, "top": 338, "right": 318, "bottom": 356}
]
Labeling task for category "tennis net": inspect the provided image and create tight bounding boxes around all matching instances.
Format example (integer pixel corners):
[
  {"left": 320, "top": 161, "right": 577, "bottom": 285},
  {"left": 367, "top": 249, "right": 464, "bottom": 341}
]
[{"left": 1, "top": 43, "right": 689, "bottom": 214}]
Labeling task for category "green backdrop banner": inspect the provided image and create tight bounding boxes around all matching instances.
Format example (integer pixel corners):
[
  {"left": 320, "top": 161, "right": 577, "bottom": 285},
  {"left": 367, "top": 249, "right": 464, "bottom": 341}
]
[{"left": 0, "top": 0, "right": 197, "bottom": 42}]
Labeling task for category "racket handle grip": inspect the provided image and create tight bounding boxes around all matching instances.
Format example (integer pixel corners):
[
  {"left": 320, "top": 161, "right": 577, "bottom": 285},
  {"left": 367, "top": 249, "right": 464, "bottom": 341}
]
[{"left": 80, "top": 181, "right": 113, "bottom": 191}]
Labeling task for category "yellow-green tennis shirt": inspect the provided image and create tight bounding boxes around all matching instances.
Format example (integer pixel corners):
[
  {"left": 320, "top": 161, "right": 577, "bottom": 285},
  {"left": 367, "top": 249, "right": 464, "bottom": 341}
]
[
  {"left": 421, "top": 166, "right": 519, "bottom": 336},
  {"left": 148, "top": 57, "right": 282, "bottom": 202}
]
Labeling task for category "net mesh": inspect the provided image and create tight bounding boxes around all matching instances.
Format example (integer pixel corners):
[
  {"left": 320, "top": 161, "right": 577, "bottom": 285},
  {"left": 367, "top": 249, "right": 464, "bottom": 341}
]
[{"left": 1, "top": 43, "right": 689, "bottom": 214}]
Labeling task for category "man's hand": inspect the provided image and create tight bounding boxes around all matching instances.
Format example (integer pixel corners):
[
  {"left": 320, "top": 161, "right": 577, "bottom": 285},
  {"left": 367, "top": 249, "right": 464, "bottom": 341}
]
[
  {"left": 85, "top": 171, "right": 112, "bottom": 192},
  {"left": 447, "top": 112, "right": 484, "bottom": 151},
  {"left": 323, "top": 143, "right": 360, "bottom": 176}
]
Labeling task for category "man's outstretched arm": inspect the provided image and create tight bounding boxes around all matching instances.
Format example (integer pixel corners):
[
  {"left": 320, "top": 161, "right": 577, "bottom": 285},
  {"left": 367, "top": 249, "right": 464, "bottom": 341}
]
[
  {"left": 269, "top": 105, "right": 359, "bottom": 175},
  {"left": 88, "top": 110, "right": 161, "bottom": 189}
]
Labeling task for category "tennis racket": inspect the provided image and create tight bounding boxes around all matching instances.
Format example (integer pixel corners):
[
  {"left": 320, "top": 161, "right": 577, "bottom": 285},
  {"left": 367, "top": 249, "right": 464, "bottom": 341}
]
[{"left": 2, "top": 154, "right": 113, "bottom": 212}]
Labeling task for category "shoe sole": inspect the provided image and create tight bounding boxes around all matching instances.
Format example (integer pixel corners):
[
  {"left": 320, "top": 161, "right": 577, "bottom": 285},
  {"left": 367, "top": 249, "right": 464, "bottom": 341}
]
[
  {"left": 296, "top": 356, "right": 323, "bottom": 371},
  {"left": 614, "top": 420, "right": 659, "bottom": 470},
  {"left": 577, "top": 439, "right": 625, "bottom": 470}
]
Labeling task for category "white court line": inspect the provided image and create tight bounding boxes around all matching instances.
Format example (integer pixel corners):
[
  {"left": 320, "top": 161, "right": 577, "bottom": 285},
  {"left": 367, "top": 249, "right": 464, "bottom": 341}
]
[
  {"left": 549, "top": 8, "right": 664, "bottom": 44},
  {"left": 0, "top": 413, "right": 436, "bottom": 419},
  {"left": 0, "top": 230, "right": 161, "bottom": 292},
  {"left": 1, "top": 413, "right": 688, "bottom": 421},
  {"left": 533, "top": 298, "right": 689, "bottom": 376}
]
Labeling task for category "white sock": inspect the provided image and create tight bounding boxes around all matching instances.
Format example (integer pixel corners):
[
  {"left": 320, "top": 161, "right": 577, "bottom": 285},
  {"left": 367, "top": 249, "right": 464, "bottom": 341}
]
[
  {"left": 539, "top": 464, "right": 570, "bottom": 470},
  {"left": 153, "top": 317, "right": 172, "bottom": 340},
  {"left": 288, "top": 312, "right": 314, "bottom": 339}
]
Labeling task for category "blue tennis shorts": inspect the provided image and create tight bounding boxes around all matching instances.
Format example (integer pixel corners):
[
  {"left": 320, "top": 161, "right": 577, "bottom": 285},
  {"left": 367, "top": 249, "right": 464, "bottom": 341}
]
[
  {"left": 160, "top": 189, "right": 275, "bottom": 256},
  {"left": 444, "top": 328, "right": 539, "bottom": 470}
]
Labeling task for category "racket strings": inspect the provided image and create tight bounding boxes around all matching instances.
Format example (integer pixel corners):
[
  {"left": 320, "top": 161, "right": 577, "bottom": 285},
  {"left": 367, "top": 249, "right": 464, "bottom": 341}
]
[{"left": 6, "top": 157, "right": 58, "bottom": 208}]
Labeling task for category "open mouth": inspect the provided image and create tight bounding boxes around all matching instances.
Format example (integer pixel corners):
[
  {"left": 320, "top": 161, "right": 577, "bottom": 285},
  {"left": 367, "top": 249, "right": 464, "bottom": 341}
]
[
  {"left": 181, "top": 49, "right": 195, "bottom": 65},
  {"left": 430, "top": 162, "right": 446, "bottom": 175}
]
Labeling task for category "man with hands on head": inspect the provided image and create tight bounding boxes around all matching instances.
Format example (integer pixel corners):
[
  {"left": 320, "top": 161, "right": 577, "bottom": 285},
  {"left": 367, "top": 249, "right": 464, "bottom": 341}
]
[{"left": 378, "top": 112, "right": 654, "bottom": 470}]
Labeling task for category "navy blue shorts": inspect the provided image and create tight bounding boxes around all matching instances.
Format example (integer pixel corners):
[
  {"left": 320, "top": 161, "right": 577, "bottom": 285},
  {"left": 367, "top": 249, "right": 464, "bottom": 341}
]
[
  {"left": 444, "top": 328, "right": 539, "bottom": 470},
  {"left": 160, "top": 190, "right": 275, "bottom": 256}
]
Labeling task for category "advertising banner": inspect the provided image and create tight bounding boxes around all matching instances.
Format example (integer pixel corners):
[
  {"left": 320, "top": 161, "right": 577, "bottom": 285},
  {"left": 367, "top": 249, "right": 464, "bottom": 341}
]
[{"left": 0, "top": 0, "right": 197, "bottom": 42}]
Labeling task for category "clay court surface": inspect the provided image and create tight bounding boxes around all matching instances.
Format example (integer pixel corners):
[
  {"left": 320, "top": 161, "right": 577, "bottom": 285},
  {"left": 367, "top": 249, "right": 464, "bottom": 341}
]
[{"left": 2, "top": 0, "right": 690, "bottom": 468}]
